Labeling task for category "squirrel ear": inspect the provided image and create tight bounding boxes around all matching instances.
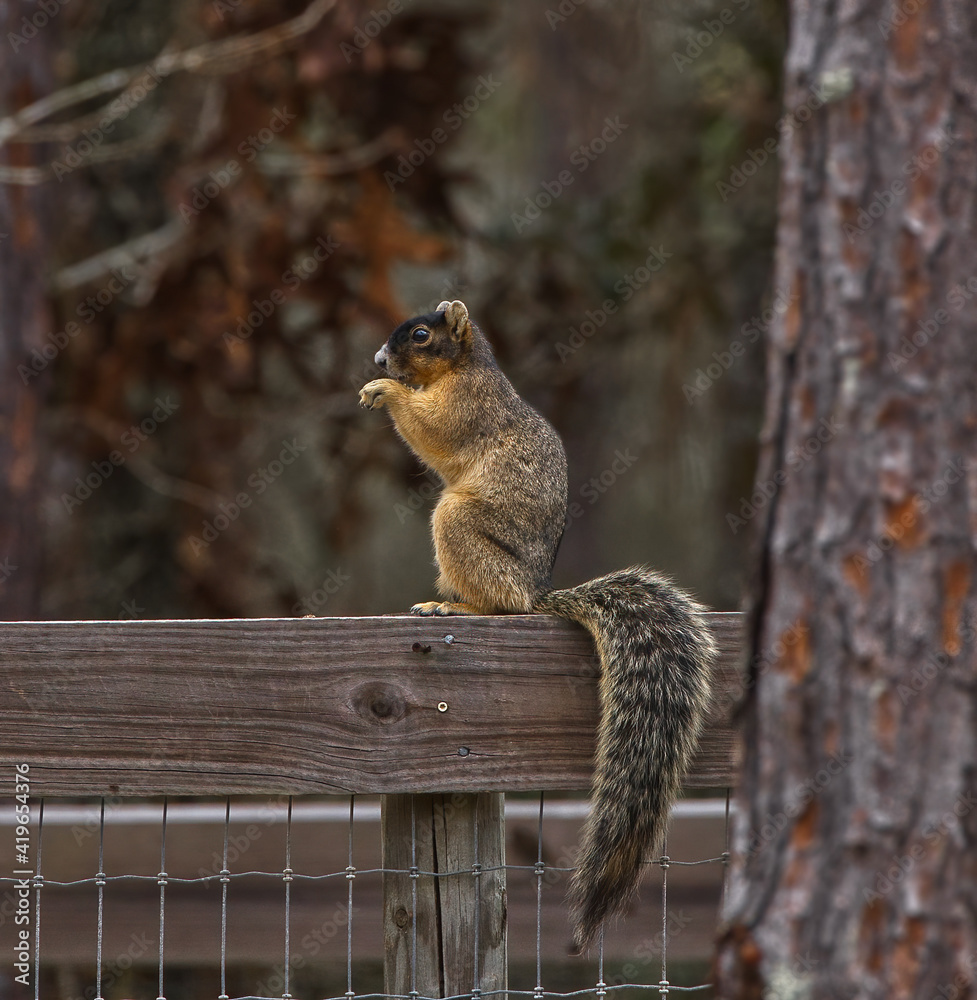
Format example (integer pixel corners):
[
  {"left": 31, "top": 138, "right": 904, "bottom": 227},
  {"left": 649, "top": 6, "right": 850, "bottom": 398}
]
[{"left": 440, "top": 300, "right": 471, "bottom": 341}]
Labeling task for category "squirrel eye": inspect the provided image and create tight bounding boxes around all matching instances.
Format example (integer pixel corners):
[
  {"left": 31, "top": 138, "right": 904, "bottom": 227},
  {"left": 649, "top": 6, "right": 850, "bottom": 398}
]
[{"left": 411, "top": 328, "right": 430, "bottom": 343}]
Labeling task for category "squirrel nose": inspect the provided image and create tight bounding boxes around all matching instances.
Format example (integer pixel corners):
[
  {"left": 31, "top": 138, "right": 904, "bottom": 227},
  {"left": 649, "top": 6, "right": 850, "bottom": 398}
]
[{"left": 374, "top": 348, "right": 388, "bottom": 368}]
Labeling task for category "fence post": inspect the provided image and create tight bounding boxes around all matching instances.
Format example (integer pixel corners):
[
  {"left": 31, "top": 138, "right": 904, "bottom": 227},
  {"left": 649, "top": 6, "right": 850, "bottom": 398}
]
[{"left": 382, "top": 792, "right": 507, "bottom": 998}]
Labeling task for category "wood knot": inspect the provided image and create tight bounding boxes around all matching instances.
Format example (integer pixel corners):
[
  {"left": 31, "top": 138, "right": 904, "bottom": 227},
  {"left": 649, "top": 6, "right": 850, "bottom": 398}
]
[{"left": 350, "top": 682, "right": 407, "bottom": 724}]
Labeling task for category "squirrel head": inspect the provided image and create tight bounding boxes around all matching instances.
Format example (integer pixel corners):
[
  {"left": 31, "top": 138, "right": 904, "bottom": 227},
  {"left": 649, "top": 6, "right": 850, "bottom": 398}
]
[{"left": 374, "top": 300, "right": 476, "bottom": 387}]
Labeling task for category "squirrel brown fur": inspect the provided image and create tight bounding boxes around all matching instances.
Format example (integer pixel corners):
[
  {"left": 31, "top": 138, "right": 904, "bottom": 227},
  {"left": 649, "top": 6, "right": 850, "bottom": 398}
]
[{"left": 359, "top": 300, "right": 716, "bottom": 953}]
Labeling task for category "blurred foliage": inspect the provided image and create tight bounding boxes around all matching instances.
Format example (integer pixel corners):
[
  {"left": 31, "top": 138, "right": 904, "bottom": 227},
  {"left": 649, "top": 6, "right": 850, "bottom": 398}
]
[{"left": 26, "top": 0, "right": 785, "bottom": 619}]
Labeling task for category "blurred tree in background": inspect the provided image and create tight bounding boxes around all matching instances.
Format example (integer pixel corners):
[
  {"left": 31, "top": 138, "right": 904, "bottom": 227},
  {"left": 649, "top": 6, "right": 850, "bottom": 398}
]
[
  {"left": 0, "top": 0, "right": 57, "bottom": 619},
  {"left": 0, "top": 0, "right": 785, "bottom": 621}
]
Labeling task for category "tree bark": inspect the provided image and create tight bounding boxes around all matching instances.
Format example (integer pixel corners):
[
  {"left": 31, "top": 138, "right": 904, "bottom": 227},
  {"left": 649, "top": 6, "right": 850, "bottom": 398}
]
[
  {"left": 716, "top": 1, "right": 977, "bottom": 997},
  {"left": 0, "top": 1, "right": 56, "bottom": 620}
]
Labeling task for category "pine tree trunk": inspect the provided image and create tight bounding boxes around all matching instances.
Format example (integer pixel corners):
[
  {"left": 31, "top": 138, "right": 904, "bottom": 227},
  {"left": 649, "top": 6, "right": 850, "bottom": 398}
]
[
  {"left": 0, "top": 1, "right": 55, "bottom": 620},
  {"left": 715, "top": 1, "right": 977, "bottom": 997}
]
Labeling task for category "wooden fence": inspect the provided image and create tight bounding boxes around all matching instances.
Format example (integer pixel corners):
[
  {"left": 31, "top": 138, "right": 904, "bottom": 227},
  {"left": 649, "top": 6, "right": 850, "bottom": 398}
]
[{"left": 0, "top": 612, "right": 742, "bottom": 998}]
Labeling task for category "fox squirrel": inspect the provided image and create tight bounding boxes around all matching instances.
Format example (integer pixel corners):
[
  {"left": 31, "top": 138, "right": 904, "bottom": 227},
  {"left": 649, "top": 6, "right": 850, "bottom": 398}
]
[{"left": 359, "top": 300, "right": 716, "bottom": 953}]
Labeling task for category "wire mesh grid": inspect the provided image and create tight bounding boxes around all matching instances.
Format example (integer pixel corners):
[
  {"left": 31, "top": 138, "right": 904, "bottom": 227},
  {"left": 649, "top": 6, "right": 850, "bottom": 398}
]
[{"left": 2, "top": 791, "right": 731, "bottom": 1000}]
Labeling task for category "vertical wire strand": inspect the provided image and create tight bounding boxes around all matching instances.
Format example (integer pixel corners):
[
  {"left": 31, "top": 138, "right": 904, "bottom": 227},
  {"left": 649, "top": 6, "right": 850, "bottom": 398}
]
[
  {"left": 472, "top": 798, "right": 481, "bottom": 1000},
  {"left": 721, "top": 788, "right": 732, "bottom": 914},
  {"left": 410, "top": 795, "right": 418, "bottom": 1000},
  {"left": 220, "top": 798, "right": 230, "bottom": 1000},
  {"left": 283, "top": 796, "right": 294, "bottom": 1000},
  {"left": 596, "top": 928, "right": 605, "bottom": 1000},
  {"left": 534, "top": 792, "right": 544, "bottom": 1000},
  {"left": 346, "top": 796, "right": 355, "bottom": 1000},
  {"left": 95, "top": 799, "right": 105, "bottom": 1000},
  {"left": 33, "top": 799, "right": 43, "bottom": 1000},
  {"left": 158, "top": 797, "right": 168, "bottom": 1000},
  {"left": 659, "top": 844, "right": 669, "bottom": 997}
]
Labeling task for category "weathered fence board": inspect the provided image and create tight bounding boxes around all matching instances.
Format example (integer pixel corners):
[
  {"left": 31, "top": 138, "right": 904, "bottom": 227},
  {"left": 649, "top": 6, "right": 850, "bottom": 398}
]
[
  {"left": 382, "top": 793, "right": 507, "bottom": 999},
  {"left": 0, "top": 612, "right": 741, "bottom": 796}
]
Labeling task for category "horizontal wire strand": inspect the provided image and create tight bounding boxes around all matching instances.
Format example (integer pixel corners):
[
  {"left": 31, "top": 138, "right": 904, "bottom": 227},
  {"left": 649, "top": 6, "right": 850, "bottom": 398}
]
[{"left": 23, "top": 794, "right": 723, "bottom": 998}]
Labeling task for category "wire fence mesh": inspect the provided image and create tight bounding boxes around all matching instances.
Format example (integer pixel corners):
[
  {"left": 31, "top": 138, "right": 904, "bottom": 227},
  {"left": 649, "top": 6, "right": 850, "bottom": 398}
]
[{"left": 1, "top": 791, "right": 730, "bottom": 1000}]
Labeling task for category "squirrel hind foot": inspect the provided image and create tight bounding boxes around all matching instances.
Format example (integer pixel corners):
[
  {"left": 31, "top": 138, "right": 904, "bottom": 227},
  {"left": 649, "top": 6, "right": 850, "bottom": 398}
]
[
  {"left": 411, "top": 601, "right": 444, "bottom": 616},
  {"left": 410, "top": 600, "right": 478, "bottom": 616}
]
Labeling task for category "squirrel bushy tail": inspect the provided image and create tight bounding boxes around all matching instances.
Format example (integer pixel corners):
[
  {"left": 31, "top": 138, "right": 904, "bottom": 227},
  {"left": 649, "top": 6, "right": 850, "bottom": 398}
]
[{"left": 534, "top": 567, "right": 716, "bottom": 954}]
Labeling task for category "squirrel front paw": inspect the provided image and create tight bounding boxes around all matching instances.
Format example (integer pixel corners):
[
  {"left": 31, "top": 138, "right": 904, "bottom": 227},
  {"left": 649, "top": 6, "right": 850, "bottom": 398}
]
[{"left": 359, "top": 379, "right": 391, "bottom": 410}]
